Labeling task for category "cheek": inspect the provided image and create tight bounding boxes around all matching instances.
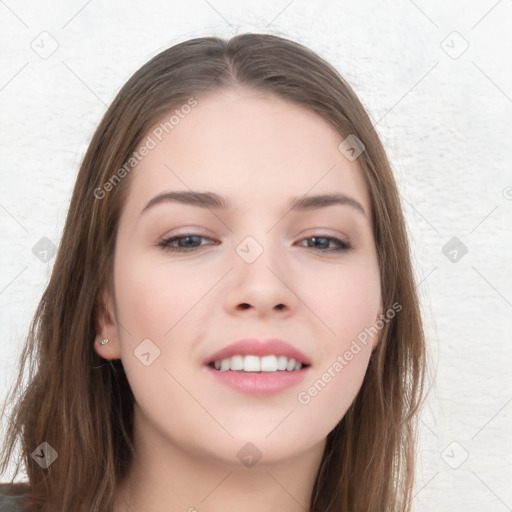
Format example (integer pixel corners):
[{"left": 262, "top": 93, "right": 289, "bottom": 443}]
[
  {"left": 112, "top": 252, "right": 210, "bottom": 427},
  {"left": 113, "top": 250, "right": 212, "bottom": 337},
  {"left": 300, "top": 255, "right": 381, "bottom": 348},
  {"left": 296, "top": 342, "right": 372, "bottom": 438},
  {"left": 293, "top": 258, "right": 380, "bottom": 424},
  {"left": 112, "top": 251, "right": 208, "bottom": 377},
  {"left": 112, "top": 249, "right": 228, "bottom": 388}
]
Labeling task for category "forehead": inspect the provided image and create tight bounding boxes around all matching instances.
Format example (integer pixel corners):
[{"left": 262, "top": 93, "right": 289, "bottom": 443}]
[{"left": 122, "top": 87, "right": 371, "bottom": 219}]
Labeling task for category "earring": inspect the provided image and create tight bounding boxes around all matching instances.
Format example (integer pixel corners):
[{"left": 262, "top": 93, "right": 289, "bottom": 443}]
[{"left": 100, "top": 338, "right": 109, "bottom": 345}]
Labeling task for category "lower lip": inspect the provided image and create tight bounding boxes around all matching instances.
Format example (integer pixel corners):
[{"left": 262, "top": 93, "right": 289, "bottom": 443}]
[{"left": 204, "top": 365, "right": 310, "bottom": 397}]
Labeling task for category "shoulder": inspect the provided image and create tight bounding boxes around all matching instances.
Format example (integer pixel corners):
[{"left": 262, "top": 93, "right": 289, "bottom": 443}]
[{"left": 0, "top": 483, "right": 31, "bottom": 512}]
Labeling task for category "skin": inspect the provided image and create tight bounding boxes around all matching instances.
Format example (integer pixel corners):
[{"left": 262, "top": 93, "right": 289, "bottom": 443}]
[{"left": 95, "top": 86, "right": 383, "bottom": 512}]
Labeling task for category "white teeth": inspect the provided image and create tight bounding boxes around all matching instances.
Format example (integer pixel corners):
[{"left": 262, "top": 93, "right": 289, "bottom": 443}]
[
  {"left": 277, "top": 356, "right": 288, "bottom": 370},
  {"left": 230, "top": 355, "right": 244, "bottom": 371},
  {"left": 286, "top": 358, "right": 296, "bottom": 371},
  {"left": 244, "top": 355, "right": 260, "bottom": 372},
  {"left": 260, "top": 355, "right": 277, "bottom": 372},
  {"left": 213, "top": 355, "right": 305, "bottom": 372}
]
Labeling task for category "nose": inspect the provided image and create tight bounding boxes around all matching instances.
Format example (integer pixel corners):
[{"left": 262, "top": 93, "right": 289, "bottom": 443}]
[{"left": 224, "top": 242, "right": 297, "bottom": 318}]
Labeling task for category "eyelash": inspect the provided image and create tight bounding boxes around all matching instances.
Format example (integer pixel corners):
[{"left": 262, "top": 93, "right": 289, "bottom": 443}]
[{"left": 157, "top": 234, "right": 353, "bottom": 253}]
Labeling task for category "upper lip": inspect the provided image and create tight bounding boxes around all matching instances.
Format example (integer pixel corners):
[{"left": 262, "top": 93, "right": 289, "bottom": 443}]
[{"left": 205, "top": 338, "right": 312, "bottom": 366}]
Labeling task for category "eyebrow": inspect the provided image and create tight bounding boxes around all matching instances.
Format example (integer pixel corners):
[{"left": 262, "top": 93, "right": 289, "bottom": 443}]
[{"left": 140, "top": 191, "right": 366, "bottom": 217}]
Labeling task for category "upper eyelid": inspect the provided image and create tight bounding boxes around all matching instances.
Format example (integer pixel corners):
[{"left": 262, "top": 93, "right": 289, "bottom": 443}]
[
  {"left": 160, "top": 226, "right": 351, "bottom": 239},
  {"left": 160, "top": 232, "right": 349, "bottom": 240}
]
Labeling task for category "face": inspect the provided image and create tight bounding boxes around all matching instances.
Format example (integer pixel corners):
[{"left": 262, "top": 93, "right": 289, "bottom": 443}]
[{"left": 96, "top": 87, "right": 382, "bottom": 466}]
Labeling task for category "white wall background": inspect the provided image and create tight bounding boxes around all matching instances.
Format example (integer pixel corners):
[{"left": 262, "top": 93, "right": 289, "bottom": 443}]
[{"left": 1, "top": 1, "right": 511, "bottom": 510}]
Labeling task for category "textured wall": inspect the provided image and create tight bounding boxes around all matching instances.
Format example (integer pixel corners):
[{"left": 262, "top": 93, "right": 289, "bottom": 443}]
[{"left": 1, "top": 1, "right": 511, "bottom": 510}]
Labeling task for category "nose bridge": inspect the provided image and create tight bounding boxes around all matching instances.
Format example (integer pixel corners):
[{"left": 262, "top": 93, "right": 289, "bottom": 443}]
[
  {"left": 231, "top": 202, "right": 280, "bottom": 267},
  {"left": 235, "top": 231, "right": 282, "bottom": 285},
  {"left": 226, "top": 230, "right": 294, "bottom": 314}
]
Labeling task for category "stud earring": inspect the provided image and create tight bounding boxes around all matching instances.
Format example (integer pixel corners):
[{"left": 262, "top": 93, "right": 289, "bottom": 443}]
[{"left": 100, "top": 338, "right": 109, "bottom": 345}]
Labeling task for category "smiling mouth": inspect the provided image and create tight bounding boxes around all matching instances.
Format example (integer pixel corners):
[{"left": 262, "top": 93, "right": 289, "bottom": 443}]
[{"left": 207, "top": 354, "right": 310, "bottom": 372}]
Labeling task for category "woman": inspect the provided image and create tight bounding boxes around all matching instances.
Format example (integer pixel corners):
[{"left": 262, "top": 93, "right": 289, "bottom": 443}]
[{"left": 0, "top": 33, "right": 426, "bottom": 511}]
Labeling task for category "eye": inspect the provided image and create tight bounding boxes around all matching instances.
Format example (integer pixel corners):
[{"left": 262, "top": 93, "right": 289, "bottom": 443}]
[
  {"left": 297, "top": 236, "right": 353, "bottom": 253},
  {"left": 157, "top": 234, "right": 352, "bottom": 253},
  {"left": 157, "top": 234, "right": 216, "bottom": 252}
]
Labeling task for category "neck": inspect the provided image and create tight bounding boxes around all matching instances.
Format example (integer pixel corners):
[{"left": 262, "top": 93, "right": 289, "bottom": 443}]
[{"left": 114, "top": 410, "right": 326, "bottom": 512}]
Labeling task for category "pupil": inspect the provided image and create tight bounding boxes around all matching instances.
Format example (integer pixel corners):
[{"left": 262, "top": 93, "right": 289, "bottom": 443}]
[
  {"left": 311, "top": 237, "right": 328, "bottom": 249},
  {"left": 181, "top": 236, "right": 199, "bottom": 247}
]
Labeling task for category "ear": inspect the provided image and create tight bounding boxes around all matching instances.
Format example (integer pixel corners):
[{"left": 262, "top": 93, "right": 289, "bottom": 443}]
[{"left": 93, "top": 285, "right": 122, "bottom": 360}]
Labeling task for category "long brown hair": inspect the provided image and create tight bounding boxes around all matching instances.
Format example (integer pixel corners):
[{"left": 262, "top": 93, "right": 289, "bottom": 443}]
[{"left": 0, "top": 33, "right": 426, "bottom": 511}]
